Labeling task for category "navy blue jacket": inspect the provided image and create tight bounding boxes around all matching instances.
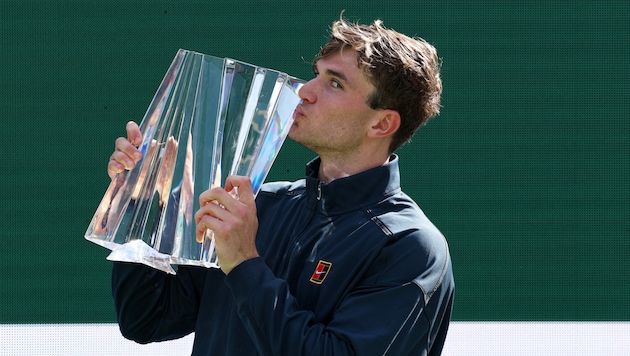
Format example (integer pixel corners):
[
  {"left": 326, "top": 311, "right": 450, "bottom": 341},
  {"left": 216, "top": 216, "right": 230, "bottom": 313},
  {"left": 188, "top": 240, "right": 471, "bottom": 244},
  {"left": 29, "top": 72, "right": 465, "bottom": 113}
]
[{"left": 112, "top": 156, "right": 454, "bottom": 355}]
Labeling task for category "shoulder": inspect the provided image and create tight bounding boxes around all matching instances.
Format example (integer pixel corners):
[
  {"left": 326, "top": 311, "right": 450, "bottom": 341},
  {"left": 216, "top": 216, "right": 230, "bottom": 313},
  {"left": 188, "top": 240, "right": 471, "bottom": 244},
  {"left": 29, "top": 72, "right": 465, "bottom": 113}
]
[
  {"left": 370, "top": 191, "right": 441, "bottom": 239},
  {"left": 367, "top": 192, "right": 452, "bottom": 296}
]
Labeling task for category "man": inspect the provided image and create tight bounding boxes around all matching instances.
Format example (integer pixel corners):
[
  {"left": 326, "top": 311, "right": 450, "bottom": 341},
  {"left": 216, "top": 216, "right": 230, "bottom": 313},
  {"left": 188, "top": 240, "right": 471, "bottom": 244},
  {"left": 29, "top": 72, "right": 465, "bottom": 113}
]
[{"left": 108, "top": 17, "right": 454, "bottom": 356}]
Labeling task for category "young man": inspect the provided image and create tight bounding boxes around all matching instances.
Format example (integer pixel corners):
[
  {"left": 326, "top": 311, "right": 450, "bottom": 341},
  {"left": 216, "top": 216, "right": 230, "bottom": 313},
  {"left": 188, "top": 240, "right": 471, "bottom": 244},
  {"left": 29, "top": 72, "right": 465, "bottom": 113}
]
[{"left": 108, "top": 17, "right": 454, "bottom": 356}]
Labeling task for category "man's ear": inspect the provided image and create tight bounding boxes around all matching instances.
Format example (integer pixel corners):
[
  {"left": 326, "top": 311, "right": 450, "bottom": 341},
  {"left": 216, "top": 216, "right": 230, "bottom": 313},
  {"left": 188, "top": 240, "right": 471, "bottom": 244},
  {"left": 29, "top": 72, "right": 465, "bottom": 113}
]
[{"left": 367, "top": 110, "right": 401, "bottom": 139}]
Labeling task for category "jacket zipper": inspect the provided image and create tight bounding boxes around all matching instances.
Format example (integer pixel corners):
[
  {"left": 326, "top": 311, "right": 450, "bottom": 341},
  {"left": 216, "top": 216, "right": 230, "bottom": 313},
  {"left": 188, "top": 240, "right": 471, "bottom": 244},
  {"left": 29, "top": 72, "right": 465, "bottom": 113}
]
[{"left": 278, "top": 182, "right": 323, "bottom": 279}]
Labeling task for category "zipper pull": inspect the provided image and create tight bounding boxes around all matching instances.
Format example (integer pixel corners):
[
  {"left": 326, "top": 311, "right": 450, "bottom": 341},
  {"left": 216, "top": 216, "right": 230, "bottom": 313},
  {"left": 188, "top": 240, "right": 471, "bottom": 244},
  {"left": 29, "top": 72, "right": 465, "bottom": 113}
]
[{"left": 317, "top": 182, "right": 323, "bottom": 201}]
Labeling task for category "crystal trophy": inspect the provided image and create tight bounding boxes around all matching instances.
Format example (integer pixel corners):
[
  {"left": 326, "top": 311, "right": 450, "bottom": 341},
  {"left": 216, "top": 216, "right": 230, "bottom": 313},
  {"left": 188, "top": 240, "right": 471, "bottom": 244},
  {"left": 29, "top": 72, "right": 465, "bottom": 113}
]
[{"left": 85, "top": 49, "right": 304, "bottom": 274}]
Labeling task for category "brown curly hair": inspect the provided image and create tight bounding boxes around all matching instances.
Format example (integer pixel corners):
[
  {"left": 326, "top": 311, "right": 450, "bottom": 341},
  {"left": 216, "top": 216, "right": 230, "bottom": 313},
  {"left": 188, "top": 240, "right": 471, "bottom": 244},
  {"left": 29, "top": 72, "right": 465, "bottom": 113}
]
[{"left": 315, "top": 17, "right": 442, "bottom": 153}]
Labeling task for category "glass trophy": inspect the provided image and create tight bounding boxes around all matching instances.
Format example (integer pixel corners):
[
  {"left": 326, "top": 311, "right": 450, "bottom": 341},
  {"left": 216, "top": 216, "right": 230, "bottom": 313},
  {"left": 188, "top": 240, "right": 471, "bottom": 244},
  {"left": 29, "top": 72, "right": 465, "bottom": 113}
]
[{"left": 85, "top": 49, "right": 304, "bottom": 274}]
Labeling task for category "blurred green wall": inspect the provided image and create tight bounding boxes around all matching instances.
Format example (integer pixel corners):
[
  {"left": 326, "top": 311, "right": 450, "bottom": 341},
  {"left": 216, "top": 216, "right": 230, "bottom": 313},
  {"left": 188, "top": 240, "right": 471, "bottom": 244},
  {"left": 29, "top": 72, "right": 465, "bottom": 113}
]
[{"left": 1, "top": 0, "right": 628, "bottom": 323}]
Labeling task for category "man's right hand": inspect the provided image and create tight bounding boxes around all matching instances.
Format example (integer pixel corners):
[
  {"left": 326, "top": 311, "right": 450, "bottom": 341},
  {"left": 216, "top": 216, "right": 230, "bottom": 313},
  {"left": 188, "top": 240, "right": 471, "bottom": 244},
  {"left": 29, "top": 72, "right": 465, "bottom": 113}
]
[{"left": 108, "top": 121, "right": 143, "bottom": 179}]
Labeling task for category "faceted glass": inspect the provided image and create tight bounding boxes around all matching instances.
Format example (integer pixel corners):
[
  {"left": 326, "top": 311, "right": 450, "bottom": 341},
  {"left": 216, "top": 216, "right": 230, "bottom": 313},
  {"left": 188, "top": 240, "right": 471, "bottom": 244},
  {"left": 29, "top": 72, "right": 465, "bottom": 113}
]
[{"left": 85, "top": 49, "right": 303, "bottom": 274}]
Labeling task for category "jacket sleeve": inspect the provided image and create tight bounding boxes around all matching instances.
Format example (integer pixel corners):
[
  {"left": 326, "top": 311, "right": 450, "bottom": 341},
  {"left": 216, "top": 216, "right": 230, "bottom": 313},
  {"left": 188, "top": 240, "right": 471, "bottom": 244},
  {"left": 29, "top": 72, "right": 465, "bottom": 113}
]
[
  {"left": 111, "top": 262, "right": 209, "bottom": 343},
  {"left": 225, "top": 251, "right": 454, "bottom": 356}
]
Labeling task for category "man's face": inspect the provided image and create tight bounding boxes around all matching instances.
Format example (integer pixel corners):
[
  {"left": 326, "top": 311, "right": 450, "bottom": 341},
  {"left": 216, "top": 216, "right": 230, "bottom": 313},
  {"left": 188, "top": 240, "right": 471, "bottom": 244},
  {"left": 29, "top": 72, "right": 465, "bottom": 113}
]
[{"left": 289, "top": 50, "right": 381, "bottom": 157}]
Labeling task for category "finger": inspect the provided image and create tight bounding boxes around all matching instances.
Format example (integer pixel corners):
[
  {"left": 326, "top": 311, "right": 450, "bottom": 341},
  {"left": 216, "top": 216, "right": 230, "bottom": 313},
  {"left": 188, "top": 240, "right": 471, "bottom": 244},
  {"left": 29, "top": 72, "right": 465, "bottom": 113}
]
[
  {"left": 110, "top": 150, "right": 136, "bottom": 170},
  {"left": 198, "top": 186, "right": 234, "bottom": 209},
  {"left": 195, "top": 215, "right": 218, "bottom": 243},
  {"left": 126, "top": 121, "right": 142, "bottom": 146},
  {"left": 194, "top": 199, "right": 230, "bottom": 225},
  {"left": 195, "top": 223, "right": 208, "bottom": 243},
  {"left": 115, "top": 137, "right": 143, "bottom": 162},
  {"left": 107, "top": 159, "right": 125, "bottom": 179},
  {"left": 225, "top": 176, "right": 255, "bottom": 205},
  {"left": 194, "top": 206, "right": 209, "bottom": 241},
  {"left": 195, "top": 204, "right": 232, "bottom": 243}
]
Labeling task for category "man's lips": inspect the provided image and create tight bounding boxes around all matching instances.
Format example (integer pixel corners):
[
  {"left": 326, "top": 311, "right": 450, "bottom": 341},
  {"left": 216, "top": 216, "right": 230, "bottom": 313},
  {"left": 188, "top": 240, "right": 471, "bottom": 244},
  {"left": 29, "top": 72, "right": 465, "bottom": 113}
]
[{"left": 293, "top": 105, "right": 305, "bottom": 119}]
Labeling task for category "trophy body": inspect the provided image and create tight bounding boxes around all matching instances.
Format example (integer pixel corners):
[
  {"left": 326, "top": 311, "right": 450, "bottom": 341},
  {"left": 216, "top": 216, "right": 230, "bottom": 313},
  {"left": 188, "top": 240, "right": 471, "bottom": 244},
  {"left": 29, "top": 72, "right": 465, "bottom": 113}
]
[{"left": 85, "top": 49, "right": 303, "bottom": 274}]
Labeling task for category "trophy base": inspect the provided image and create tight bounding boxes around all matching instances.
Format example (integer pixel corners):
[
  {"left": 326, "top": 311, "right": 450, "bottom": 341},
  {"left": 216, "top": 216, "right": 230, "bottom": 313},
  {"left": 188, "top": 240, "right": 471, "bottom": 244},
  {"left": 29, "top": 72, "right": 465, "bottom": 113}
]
[
  {"left": 84, "top": 236, "right": 120, "bottom": 251},
  {"left": 106, "top": 240, "right": 176, "bottom": 275},
  {"left": 170, "top": 256, "right": 220, "bottom": 270}
]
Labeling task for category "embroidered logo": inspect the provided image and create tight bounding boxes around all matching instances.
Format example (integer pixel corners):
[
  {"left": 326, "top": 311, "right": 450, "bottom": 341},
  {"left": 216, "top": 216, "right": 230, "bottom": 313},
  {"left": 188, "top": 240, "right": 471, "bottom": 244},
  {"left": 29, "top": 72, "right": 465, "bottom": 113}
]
[{"left": 310, "top": 260, "right": 332, "bottom": 284}]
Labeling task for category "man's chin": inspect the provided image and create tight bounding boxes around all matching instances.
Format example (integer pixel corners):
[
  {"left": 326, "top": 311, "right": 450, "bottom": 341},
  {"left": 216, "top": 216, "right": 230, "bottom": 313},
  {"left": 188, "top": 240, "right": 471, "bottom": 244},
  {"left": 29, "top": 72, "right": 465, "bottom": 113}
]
[
  {"left": 287, "top": 131, "right": 310, "bottom": 150},
  {"left": 287, "top": 126, "right": 300, "bottom": 141}
]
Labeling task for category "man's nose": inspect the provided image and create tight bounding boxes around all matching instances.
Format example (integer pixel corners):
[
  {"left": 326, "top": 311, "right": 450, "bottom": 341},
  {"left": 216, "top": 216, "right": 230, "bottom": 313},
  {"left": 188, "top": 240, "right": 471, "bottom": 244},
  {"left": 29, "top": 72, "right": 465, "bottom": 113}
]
[{"left": 298, "top": 79, "right": 317, "bottom": 104}]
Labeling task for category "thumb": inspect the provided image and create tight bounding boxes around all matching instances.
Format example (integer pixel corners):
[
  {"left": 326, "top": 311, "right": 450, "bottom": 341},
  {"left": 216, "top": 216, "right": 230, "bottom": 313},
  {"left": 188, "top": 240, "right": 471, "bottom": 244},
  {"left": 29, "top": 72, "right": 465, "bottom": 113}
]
[
  {"left": 224, "top": 176, "right": 255, "bottom": 204},
  {"left": 126, "top": 121, "right": 142, "bottom": 146}
]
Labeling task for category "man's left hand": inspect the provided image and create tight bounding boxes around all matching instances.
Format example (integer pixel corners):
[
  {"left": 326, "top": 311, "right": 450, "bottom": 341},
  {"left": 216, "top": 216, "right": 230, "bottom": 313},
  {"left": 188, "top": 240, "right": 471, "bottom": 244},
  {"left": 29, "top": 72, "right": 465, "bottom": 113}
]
[{"left": 195, "top": 176, "right": 259, "bottom": 275}]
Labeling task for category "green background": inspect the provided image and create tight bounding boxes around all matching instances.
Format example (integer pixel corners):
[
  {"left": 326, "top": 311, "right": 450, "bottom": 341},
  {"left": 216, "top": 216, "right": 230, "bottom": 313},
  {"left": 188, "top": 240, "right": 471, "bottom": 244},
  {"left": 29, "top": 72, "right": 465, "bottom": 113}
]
[{"left": 1, "top": 0, "right": 628, "bottom": 323}]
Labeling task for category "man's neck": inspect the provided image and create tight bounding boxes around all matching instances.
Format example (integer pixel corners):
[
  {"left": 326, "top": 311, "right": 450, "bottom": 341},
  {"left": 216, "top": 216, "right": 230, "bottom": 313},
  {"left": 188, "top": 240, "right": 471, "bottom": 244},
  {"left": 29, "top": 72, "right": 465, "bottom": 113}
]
[{"left": 317, "top": 152, "right": 391, "bottom": 184}]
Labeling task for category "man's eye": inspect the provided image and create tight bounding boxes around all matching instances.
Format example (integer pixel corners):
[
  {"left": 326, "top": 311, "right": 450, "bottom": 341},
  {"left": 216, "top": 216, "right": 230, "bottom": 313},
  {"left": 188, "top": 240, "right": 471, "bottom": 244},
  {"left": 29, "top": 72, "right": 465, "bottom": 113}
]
[{"left": 331, "top": 80, "right": 342, "bottom": 89}]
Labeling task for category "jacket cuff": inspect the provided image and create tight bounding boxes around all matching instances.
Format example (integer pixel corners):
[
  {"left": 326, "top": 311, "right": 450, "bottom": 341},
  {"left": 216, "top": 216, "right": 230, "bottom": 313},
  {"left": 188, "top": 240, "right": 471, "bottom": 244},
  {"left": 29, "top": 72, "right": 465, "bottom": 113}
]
[{"left": 225, "top": 257, "right": 274, "bottom": 304}]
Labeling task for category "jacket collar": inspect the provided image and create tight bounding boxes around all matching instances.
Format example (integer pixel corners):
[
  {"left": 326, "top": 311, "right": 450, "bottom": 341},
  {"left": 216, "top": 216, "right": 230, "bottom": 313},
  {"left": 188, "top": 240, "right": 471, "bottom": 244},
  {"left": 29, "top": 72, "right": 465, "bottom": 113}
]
[{"left": 304, "top": 155, "right": 402, "bottom": 214}]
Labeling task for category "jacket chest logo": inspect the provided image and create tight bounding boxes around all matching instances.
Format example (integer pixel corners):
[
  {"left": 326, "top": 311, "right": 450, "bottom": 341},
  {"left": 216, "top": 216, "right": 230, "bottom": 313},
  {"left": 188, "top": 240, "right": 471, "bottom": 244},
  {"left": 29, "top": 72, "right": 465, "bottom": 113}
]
[{"left": 309, "top": 260, "right": 332, "bottom": 284}]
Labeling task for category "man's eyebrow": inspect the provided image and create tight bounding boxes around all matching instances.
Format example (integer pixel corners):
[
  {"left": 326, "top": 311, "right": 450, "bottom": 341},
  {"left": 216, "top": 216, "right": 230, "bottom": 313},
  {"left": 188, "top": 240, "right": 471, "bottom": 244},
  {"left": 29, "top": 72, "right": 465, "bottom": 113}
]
[
  {"left": 313, "top": 62, "right": 349, "bottom": 83},
  {"left": 324, "top": 69, "right": 348, "bottom": 83}
]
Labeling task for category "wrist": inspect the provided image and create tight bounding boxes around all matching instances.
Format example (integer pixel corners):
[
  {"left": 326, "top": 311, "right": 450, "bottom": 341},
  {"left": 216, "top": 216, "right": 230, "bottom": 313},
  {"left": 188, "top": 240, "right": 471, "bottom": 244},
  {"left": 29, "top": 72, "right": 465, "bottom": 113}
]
[{"left": 221, "top": 253, "right": 260, "bottom": 275}]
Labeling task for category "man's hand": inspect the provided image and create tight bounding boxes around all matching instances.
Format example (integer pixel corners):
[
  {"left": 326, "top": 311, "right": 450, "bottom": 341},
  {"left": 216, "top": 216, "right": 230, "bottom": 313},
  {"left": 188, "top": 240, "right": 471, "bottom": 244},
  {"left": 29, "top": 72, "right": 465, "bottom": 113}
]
[
  {"left": 195, "top": 176, "right": 260, "bottom": 275},
  {"left": 108, "top": 121, "right": 143, "bottom": 179},
  {"left": 106, "top": 121, "right": 180, "bottom": 204}
]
